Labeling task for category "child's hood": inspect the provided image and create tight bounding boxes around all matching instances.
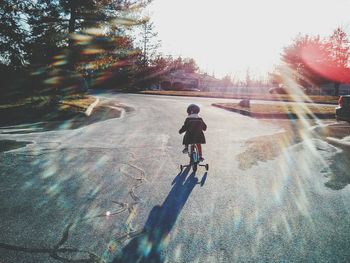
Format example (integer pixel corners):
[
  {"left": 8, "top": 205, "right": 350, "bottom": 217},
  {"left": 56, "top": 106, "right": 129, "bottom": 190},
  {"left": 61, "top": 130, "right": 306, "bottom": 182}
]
[{"left": 187, "top": 114, "right": 200, "bottom": 118}]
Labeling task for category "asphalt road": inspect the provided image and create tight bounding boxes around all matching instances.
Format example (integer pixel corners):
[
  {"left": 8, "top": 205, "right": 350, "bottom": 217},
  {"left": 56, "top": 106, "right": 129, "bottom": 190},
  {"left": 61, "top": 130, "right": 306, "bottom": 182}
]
[{"left": 0, "top": 93, "right": 349, "bottom": 262}]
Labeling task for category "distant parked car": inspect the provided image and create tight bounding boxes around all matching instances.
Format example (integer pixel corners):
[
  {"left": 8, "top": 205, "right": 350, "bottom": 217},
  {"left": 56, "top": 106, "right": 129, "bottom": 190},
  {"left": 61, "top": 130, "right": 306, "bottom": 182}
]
[
  {"left": 269, "top": 87, "right": 289, "bottom": 94},
  {"left": 336, "top": 95, "right": 350, "bottom": 122},
  {"left": 184, "top": 88, "right": 200, "bottom": 92},
  {"left": 269, "top": 85, "right": 307, "bottom": 94}
]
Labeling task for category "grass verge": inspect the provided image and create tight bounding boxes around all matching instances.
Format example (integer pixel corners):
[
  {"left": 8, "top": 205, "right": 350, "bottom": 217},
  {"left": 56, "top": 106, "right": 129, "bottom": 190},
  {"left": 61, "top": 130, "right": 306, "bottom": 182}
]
[
  {"left": 141, "top": 90, "right": 338, "bottom": 104},
  {"left": 59, "top": 96, "right": 96, "bottom": 112},
  {"left": 0, "top": 95, "right": 95, "bottom": 126},
  {"left": 0, "top": 140, "right": 32, "bottom": 153},
  {"left": 0, "top": 95, "right": 133, "bottom": 133},
  {"left": 0, "top": 95, "right": 94, "bottom": 112},
  {"left": 212, "top": 102, "right": 336, "bottom": 119}
]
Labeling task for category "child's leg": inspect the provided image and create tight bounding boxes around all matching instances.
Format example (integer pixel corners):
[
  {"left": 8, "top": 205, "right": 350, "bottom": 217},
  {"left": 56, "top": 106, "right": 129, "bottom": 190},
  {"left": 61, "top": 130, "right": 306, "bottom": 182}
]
[
  {"left": 182, "top": 144, "right": 189, "bottom": 153},
  {"left": 190, "top": 144, "right": 195, "bottom": 154},
  {"left": 196, "top": 144, "right": 202, "bottom": 157}
]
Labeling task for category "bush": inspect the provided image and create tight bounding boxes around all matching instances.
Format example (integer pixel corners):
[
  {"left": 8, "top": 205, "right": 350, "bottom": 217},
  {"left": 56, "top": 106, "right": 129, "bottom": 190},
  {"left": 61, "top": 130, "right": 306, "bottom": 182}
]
[{"left": 0, "top": 64, "right": 88, "bottom": 105}]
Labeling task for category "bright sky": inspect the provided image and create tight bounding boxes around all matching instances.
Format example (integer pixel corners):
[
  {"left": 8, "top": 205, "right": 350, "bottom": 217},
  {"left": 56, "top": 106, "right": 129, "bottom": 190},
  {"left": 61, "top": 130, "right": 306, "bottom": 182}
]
[{"left": 149, "top": 0, "right": 350, "bottom": 79}]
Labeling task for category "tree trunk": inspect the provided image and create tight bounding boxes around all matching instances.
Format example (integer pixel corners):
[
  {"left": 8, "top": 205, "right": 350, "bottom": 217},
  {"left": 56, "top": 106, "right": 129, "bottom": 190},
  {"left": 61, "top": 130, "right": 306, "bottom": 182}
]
[
  {"left": 142, "top": 23, "right": 148, "bottom": 66},
  {"left": 67, "top": 3, "right": 77, "bottom": 70},
  {"left": 68, "top": 4, "right": 76, "bottom": 47}
]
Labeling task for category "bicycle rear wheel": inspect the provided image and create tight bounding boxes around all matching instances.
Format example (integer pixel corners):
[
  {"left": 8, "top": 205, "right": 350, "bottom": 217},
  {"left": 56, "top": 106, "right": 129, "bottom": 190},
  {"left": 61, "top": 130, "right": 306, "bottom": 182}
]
[{"left": 192, "top": 163, "right": 198, "bottom": 172}]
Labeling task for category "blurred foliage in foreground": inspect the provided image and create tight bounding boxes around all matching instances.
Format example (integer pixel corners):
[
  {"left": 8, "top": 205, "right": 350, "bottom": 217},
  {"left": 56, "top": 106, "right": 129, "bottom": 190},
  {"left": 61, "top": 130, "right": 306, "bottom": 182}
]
[{"left": 0, "top": 0, "right": 186, "bottom": 104}]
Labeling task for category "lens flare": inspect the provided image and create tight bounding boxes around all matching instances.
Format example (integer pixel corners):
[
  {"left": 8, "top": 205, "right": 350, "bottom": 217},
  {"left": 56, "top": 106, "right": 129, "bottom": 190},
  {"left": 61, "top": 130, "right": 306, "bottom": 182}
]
[{"left": 302, "top": 42, "right": 350, "bottom": 83}]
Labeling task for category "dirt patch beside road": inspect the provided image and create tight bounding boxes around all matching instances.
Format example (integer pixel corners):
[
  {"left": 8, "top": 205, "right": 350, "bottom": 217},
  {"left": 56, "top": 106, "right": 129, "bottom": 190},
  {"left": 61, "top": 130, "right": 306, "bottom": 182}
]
[
  {"left": 236, "top": 119, "right": 323, "bottom": 170},
  {"left": 237, "top": 128, "right": 303, "bottom": 170}
]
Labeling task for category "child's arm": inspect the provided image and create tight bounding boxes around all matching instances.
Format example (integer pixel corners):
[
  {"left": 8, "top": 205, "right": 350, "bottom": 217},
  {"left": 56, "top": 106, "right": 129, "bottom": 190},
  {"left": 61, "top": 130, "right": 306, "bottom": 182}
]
[
  {"left": 179, "top": 119, "right": 188, "bottom": 134},
  {"left": 202, "top": 119, "right": 207, "bottom": 131}
]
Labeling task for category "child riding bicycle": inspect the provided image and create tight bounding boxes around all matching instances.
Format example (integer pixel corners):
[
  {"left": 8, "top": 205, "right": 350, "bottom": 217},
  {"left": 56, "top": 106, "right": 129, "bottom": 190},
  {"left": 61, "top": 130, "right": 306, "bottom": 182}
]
[{"left": 179, "top": 104, "right": 207, "bottom": 162}]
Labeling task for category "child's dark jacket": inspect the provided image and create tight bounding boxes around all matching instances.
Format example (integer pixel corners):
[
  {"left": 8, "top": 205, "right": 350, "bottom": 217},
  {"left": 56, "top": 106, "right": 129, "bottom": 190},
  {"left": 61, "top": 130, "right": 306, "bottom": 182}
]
[{"left": 179, "top": 114, "right": 207, "bottom": 145}]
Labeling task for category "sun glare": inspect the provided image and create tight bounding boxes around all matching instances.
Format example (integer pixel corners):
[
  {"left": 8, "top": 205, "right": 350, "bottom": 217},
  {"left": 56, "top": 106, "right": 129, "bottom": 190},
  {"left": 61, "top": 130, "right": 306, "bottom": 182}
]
[{"left": 150, "top": 0, "right": 350, "bottom": 79}]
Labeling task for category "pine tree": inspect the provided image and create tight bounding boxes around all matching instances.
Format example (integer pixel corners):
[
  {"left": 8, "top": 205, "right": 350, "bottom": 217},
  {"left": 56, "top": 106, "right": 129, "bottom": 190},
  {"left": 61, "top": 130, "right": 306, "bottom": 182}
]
[
  {"left": 0, "top": 0, "right": 32, "bottom": 68},
  {"left": 27, "top": 0, "right": 65, "bottom": 66},
  {"left": 139, "top": 19, "right": 160, "bottom": 66}
]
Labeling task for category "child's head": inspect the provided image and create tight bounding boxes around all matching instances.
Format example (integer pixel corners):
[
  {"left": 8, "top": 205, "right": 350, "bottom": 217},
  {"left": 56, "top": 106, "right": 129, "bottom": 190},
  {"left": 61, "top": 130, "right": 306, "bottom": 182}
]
[{"left": 187, "top": 104, "right": 200, "bottom": 115}]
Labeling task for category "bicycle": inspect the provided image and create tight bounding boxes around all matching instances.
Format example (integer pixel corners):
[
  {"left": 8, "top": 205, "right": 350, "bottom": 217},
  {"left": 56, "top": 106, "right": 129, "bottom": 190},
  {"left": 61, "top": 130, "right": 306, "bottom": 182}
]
[{"left": 180, "top": 144, "right": 209, "bottom": 172}]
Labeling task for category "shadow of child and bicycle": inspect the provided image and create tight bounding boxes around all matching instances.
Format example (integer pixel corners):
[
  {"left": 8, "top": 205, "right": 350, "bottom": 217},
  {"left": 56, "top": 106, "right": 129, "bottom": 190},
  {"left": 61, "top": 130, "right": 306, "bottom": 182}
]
[{"left": 112, "top": 166, "right": 208, "bottom": 263}]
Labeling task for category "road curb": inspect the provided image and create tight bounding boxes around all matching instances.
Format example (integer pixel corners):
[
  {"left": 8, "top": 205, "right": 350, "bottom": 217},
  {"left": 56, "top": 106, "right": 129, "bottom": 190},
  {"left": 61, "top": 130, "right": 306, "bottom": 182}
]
[
  {"left": 326, "top": 137, "right": 350, "bottom": 149},
  {"left": 85, "top": 97, "right": 100, "bottom": 116}
]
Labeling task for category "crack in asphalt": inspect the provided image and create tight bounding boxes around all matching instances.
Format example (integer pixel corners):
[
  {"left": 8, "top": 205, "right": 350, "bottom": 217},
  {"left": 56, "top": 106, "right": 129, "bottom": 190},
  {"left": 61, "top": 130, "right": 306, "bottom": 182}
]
[
  {"left": 0, "top": 156, "right": 147, "bottom": 263},
  {"left": 0, "top": 200, "right": 128, "bottom": 262},
  {"left": 99, "top": 163, "right": 148, "bottom": 262}
]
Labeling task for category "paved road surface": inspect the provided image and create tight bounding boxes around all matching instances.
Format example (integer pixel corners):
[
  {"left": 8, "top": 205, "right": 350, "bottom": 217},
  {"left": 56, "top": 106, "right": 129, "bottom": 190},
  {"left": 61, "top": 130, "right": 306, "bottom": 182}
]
[{"left": 0, "top": 93, "right": 349, "bottom": 262}]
